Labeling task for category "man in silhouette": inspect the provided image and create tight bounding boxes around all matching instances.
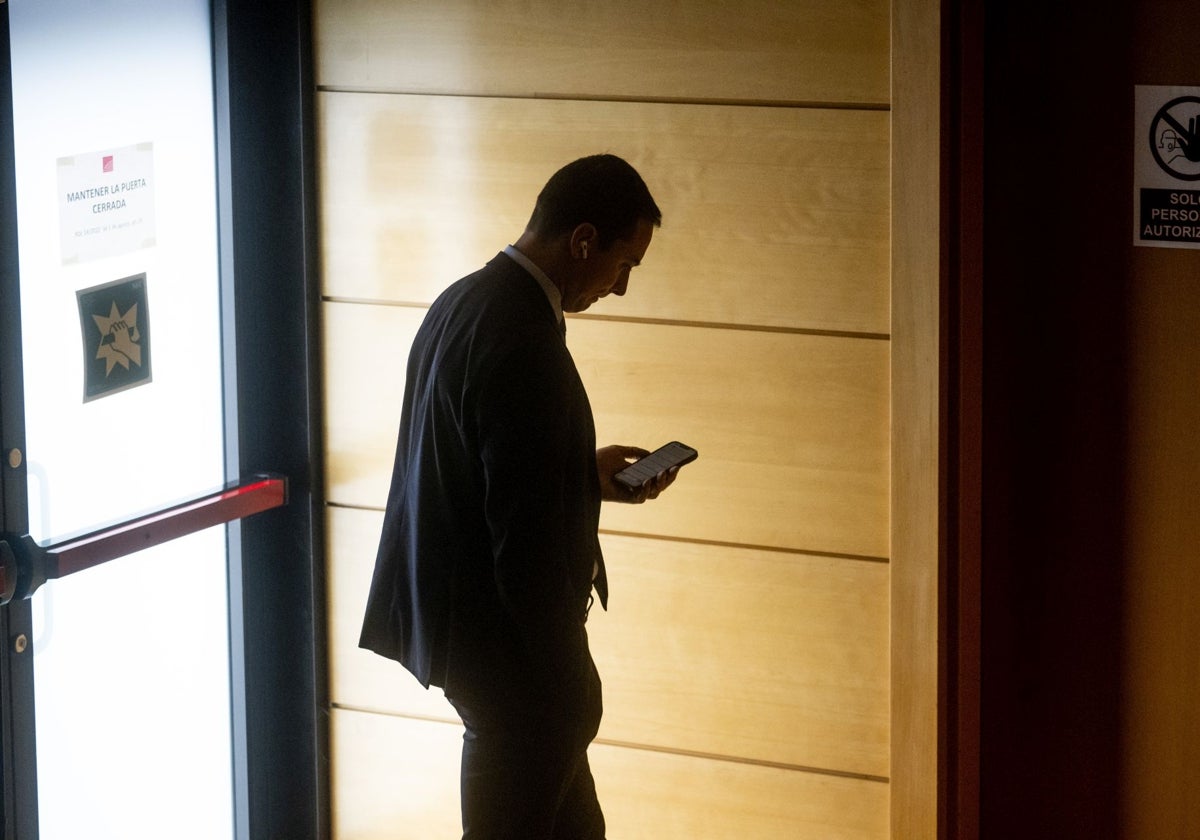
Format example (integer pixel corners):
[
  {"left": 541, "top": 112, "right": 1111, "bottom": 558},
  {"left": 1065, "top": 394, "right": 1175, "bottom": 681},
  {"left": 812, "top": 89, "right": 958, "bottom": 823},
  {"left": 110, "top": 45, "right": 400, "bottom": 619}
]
[{"left": 360, "top": 154, "right": 679, "bottom": 839}]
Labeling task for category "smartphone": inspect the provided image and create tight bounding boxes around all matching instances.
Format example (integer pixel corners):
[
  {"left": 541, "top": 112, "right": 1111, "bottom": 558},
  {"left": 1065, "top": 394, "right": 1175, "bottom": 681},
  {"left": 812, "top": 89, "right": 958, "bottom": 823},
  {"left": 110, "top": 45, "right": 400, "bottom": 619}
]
[{"left": 613, "top": 441, "right": 698, "bottom": 491}]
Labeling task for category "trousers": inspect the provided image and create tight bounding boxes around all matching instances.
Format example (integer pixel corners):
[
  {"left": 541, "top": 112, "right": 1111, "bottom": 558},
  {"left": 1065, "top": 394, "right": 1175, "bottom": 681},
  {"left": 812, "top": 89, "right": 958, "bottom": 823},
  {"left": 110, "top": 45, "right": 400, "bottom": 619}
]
[{"left": 446, "top": 654, "right": 606, "bottom": 840}]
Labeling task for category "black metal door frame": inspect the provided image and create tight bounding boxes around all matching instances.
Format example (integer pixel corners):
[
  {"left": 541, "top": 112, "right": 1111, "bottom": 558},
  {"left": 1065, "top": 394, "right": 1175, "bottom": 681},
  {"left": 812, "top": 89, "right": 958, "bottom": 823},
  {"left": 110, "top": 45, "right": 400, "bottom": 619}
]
[
  {"left": 0, "top": 5, "right": 37, "bottom": 835},
  {"left": 0, "top": 1, "right": 326, "bottom": 837}
]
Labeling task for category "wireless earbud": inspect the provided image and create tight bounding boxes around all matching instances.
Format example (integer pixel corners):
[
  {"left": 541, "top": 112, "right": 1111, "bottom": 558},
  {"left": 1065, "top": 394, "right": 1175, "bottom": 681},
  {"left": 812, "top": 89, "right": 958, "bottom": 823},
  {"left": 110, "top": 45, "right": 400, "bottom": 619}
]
[{"left": 581, "top": 242, "right": 588, "bottom": 260}]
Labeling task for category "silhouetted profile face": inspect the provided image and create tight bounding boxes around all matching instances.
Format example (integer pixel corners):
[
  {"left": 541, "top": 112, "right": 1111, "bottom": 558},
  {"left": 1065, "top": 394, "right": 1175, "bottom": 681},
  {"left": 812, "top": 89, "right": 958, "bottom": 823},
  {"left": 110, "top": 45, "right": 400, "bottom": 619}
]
[{"left": 561, "top": 218, "right": 654, "bottom": 313}]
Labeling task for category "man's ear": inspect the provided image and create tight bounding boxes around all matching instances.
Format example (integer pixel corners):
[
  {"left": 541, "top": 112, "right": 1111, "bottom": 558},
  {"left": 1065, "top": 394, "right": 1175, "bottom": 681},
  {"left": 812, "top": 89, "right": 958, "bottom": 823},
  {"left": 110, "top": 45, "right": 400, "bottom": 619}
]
[{"left": 569, "top": 223, "right": 598, "bottom": 260}]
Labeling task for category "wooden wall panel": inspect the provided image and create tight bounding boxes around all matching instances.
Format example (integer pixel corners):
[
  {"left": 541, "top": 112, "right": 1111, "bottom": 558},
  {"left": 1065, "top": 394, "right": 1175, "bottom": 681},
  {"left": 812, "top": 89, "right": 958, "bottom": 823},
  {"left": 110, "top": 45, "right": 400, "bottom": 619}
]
[
  {"left": 890, "top": 2, "right": 941, "bottom": 837},
  {"left": 321, "top": 302, "right": 417, "bottom": 510},
  {"left": 1123, "top": 252, "right": 1200, "bottom": 840},
  {"left": 332, "top": 708, "right": 890, "bottom": 840},
  {"left": 314, "top": 0, "right": 889, "bottom": 106},
  {"left": 1123, "top": 13, "right": 1200, "bottom": 839},
  {"left": 323, "top": 301, "right": 890, "bottom": 558},
  {"left": 332, "top": 710, "right": 462, "bottom": 840},
  {"left": 318, "top": 92, "right": 890, "bottom": 335},
  {"left": 326, "top": 505, "right": 459, "bottom": 723},
  {"left": 581, "top": 322, "right": 890, "bottom": 557},
  {"left": 317, "top": 2, "right": 905, "bottom": 836},
  {"left": 328, "top": 507, "right": 890, "bottom": 776},
  {"left": 592, "top": 534, "right": 889, "bottom": 777}
]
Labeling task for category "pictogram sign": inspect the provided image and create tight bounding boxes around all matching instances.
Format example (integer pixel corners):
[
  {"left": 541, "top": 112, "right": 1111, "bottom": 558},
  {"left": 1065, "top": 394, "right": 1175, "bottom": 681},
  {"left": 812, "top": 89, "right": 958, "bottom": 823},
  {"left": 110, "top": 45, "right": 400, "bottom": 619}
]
[
  {"left": 1135, "top": 86, "right": 1200, "bottom": 249},
  {"left": 77, "top": 274, "right": 153, "bottom": 402}
]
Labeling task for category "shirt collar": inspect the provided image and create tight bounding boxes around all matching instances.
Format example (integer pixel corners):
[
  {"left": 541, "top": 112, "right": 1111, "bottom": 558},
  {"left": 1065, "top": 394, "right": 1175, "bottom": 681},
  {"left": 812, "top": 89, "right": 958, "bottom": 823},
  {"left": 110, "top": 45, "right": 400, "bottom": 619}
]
[{"left": 504, "top": 244, "right": 563, "bottom": 326}]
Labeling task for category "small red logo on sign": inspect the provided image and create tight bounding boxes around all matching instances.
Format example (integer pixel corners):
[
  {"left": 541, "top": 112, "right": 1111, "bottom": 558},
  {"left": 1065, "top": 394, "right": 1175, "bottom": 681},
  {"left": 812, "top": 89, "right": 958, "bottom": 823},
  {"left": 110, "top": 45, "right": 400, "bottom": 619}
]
[{"left": 102, "top": 155, "right": 114, "bottom": 173}]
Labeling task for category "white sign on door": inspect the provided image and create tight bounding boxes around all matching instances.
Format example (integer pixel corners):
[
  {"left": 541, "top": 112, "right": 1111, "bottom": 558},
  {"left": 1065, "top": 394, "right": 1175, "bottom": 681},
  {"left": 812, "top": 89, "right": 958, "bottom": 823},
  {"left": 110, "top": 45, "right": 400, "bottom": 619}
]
[{"left": 57, "top": 142, "right": 157, "bottom": 264}]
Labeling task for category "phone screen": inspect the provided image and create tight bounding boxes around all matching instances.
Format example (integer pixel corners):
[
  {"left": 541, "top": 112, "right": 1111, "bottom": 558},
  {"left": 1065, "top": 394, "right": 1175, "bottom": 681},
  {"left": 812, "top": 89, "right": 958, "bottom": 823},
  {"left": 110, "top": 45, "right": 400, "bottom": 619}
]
[{"left": 614, "top": 441, "right": 698, "bottom": 490}]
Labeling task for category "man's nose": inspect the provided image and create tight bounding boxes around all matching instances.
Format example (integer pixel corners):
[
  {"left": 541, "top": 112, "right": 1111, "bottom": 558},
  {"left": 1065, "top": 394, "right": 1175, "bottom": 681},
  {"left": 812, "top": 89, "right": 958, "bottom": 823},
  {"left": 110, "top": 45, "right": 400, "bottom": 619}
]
[{"left": 611, "top": 275, "right": 629, "bottom": 296}]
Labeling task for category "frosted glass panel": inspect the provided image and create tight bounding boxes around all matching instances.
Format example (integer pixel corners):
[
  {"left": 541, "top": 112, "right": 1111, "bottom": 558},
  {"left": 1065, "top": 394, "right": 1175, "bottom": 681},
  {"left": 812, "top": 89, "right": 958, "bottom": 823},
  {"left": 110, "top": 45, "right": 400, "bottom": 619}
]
[{"left": 8, "top": 1, "right": 233, "bottom": 837}]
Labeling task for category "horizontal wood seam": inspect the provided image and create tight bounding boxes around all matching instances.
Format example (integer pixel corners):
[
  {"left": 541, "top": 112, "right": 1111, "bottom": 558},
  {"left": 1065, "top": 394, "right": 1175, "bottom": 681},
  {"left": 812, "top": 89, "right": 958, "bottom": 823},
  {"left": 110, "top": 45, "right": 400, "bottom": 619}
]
[
  {"left": 332, "top": 702, "right": 891, "bottom": 784},
  {"left": 321, "top": 296, "right": 892, "bottom": 341},
  {"left": 316, "top": 85, "right": 891, "bottom": 112},
  {"left": 325, "top": 501, "right": 890, "bottom": 565}
]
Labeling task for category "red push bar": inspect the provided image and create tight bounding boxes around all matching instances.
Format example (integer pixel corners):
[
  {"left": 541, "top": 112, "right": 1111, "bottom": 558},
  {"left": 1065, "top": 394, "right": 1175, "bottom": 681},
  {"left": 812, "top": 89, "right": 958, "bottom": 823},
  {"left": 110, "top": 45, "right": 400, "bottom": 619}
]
[
  {"left": 0, "top": 474, "right": 286, "bottom": 604},
  {"left": 44, "top": 475, "right": 287, "bottom": 582}
]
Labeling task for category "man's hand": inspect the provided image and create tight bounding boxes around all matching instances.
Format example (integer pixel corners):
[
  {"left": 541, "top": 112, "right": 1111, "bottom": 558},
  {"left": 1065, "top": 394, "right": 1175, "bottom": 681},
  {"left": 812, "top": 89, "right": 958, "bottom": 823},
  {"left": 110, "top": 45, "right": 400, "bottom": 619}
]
[{"left": 596, "top": 445, "right": 680, "bottom": 503}]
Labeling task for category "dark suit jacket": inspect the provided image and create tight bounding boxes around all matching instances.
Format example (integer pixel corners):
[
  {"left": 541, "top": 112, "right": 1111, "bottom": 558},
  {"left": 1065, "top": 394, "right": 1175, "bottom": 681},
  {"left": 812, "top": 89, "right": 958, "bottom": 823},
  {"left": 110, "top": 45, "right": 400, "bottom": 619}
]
[{"left": 359, "top": 252, "right": 608, "bottom": 703}]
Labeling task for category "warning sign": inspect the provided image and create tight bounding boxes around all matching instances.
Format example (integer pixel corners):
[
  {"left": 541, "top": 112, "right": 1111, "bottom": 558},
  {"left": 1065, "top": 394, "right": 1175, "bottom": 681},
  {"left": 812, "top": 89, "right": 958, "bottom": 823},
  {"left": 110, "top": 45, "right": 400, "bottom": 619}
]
[
  {"left": 77, "top": 274, "right": 153, "bottom": 402},
  {"left": 1139, "top": 187, "right": 1200, "bottom": 243},
  {"left": 1135, "top": 86, "right": 1200, "bottom": 249}
]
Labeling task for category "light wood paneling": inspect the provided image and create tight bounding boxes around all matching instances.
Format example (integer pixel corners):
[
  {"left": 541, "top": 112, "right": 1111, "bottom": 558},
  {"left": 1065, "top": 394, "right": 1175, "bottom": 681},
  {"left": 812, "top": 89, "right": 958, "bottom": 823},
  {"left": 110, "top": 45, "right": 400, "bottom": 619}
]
[
  {"left": 593, "top": 534, "right": 889, "bottom": 777},
  {"left": 321, "top": 302, "right": 420, "bottom": 514},
  {"left": 322, "top": 301, "right": 890, "bottom": 558},
  {"left": 318, "top": 92, "right": 890, "bottom": 335},
  {"left": 329, "top": 507, "right": 890, "bottom": 776},
  {"left": 314, "top": 0, "right": 889, "bottom": 106},
  {"left": 590, "top": 745, "right": 889, "bottom": 840},
  {"left": 326, "top": 505, "right": 460, "bottom": 723},
  {"left": 332, "top": 708, "right": 890, "bottom": 840},
  {"left": 332, "top": 710, "right": 462, "bottom": 840},
  {"left": 582, "top": 322, "right": 890, "bottom": 558},
  {"left": 317, "top": 4, "right": 904, "bottom": 836}
]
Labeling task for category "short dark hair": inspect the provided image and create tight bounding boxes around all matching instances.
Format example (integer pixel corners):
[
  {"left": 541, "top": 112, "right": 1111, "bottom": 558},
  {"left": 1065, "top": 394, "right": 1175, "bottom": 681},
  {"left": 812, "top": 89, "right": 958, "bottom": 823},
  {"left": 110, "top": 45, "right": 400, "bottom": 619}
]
[{"left": 525, "top": 154, "right": 662, "bottom": 249}]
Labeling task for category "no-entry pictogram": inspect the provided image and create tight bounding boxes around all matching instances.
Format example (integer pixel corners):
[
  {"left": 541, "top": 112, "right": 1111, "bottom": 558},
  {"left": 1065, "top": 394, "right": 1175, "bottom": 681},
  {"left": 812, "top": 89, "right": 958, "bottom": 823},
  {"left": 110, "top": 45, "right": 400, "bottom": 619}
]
[{"left": 1135, "top": 86, "right": 1200, "bottom": 249}]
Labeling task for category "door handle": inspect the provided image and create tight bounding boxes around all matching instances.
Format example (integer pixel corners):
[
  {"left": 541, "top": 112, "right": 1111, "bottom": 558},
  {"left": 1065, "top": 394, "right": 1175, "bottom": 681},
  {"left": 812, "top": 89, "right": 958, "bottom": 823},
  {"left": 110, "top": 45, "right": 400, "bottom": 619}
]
[{"left": 0, "top": 473, "right": 286, "bottom": 605}]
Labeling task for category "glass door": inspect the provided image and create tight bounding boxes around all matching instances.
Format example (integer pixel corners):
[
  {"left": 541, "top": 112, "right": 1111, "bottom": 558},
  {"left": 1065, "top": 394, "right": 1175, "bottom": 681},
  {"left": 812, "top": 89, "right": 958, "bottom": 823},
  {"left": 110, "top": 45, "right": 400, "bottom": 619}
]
[{"left": 0, "top": 2, "right": 287, "bottom": 837}]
